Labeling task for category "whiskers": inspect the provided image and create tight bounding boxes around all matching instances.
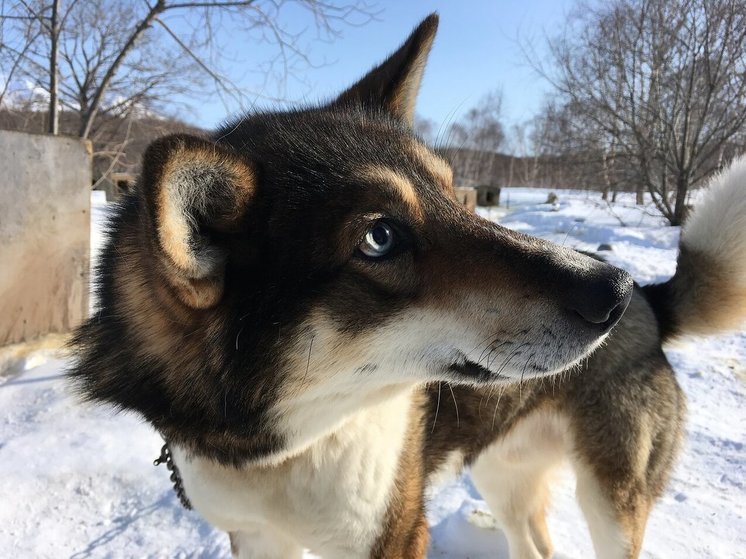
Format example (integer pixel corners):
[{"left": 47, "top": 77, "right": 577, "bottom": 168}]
[
  {"left": 491, "top": 385, "right": 506, "bottom": 430},
  {"left": 302, "top": 335, "right": 315, "bottom": 388},
  {"left": 430, "top": 382, "right": 461, "bottom": 432},
  {"left": 431, "top": 382, "right": 442, "bottom": 433},
  {"left": 447, "top": 383, "right": 460, "bottom": 428}
]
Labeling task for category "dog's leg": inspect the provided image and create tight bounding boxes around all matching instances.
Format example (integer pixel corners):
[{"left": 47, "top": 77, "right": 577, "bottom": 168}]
[
  {"left": 470, "top": 410, "right": 567, "bottom": 559},
  {"left": 573, "top": 460, "right": 651, "bottom": 559},
  {"left": 567, "top": 354, "right": 684, "bottom": 559},
  {"left": 528, "top": 503, "right": 553, "bottom": 559},
  {"left": 229, "top": 524, "right": 303, "bottom": 559},
  {"left": 471, "top": 457, "right": 556, "bottom": 559}
]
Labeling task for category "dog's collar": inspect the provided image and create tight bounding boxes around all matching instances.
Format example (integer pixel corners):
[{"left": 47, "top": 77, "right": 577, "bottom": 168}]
[{"left": 153, "top": 441, "right": 192, "bottom": 510}]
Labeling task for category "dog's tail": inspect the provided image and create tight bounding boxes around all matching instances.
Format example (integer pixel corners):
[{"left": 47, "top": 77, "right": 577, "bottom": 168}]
[{"left": 644, "top": 156, "right": 746, "bottom": 343}]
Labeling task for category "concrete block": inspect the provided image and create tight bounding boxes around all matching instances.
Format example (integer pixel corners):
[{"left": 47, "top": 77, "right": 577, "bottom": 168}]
[
  {"left": 0, "top": 131, "right": 91, "bottom": 346},
  {"left": 454, "top": 186, "right": 477, "bottom": 212},
  {"left": 475, "top": 185, "right": 501, "bottom": 207}
]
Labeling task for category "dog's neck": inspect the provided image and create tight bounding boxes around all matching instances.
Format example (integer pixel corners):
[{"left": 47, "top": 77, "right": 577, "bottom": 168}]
[
  {"left": 261, "top": 382, "right": 418, "bottom": 467},
  {"left": 172, "top": 386, "right": 420, "bottom": 557}
]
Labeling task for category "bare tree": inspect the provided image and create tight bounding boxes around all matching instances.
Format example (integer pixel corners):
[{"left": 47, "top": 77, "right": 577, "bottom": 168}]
[
  {"left": 0, "top": 2, "right": 44, "bottom": 109},
  {"left": 445, "top": 90, "right": 505, "bottom": 186},
  {"left": 1, "top": 0, "right": 377, "bottom": 139},
  {"left": 506, "top": 121, "right": 547, "bottom": 186},
  {"left": 541, "top": 0, "right": 746, "bottom": 224},
  {"left": 531, "top": 99, "right": 611, "bottom": 192},
  {"left": 47, "top": 0, "right": 59, "bottom": 134}
]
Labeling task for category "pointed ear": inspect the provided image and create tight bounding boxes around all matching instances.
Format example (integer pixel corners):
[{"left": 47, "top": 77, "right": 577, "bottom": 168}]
[
  {"left": 332, "top": 13, "right": 438, "bottom": 126},
  {"left": 140, "top": 134, "right": 255, "bottom": 308}
]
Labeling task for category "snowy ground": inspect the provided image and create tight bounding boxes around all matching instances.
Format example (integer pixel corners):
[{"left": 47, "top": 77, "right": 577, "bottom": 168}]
[{"left": 1, "top": 188, "right": 744, "bottom": 558}]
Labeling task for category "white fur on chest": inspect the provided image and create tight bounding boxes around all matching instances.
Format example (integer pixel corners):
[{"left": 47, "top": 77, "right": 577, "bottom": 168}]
[{"left": 172, "top": 389, "right": 413, "bottom": 558}]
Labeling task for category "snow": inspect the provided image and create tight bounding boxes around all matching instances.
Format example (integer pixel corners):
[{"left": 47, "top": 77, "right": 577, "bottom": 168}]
[{"left": 1, "top": 188, "right": 744, "bottom": 558}]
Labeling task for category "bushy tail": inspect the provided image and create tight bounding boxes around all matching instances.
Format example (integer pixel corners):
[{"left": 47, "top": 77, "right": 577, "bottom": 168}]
[{"left": 644, "top": 156, "right": 746, "bottom": 342}]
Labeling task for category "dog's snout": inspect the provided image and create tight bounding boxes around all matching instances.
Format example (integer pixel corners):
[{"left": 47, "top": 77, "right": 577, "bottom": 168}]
[{"left": 567, "top": 266, "right": 633, "bottom": 333}]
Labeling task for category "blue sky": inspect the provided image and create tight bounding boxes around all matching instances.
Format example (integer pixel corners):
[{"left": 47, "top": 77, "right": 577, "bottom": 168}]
[{"left": 177, "top": 0, "right": 574, "bottom": 131}]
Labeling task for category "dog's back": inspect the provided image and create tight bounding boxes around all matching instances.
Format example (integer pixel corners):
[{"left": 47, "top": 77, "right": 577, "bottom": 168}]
[{"left": 424, "top": 157, "right": 746, "bottom": 559}]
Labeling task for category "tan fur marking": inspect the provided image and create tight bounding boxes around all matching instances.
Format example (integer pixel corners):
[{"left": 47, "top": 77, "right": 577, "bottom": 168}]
[
  {"left": 157, "top": 145, "right": 255, "bottom": 278},
  {"left": 618, "top": 504, "right": 651, "bottom": 559},
  {"left": 408, "top": 141, "right": 453, "bottom": 192},
  {"left": 529, "top": 502, "right": 554, "bottom": 559},
  {"left": 114, "top": 246, "right": 205, "bottom": 365},
  {"left": 154, "top": 143, "right": 255, "bottom": 308},
  {"left": 158, "top": 173, "right": 194, "bottom": 274},
  {"left": 371, "top": 388, "right": 429, "bottom": 559},
  {"left": 361, "top": 165, "right": 423, "bottom": 219},
  {"left": 674, "top": 248, "right": 746, "bottom": 335},
  {"left": 169, "top": 273, "right": 225, "bottom": 310},
  {"left": 388, "top": 30, "right": 436, "bottom": 125}
]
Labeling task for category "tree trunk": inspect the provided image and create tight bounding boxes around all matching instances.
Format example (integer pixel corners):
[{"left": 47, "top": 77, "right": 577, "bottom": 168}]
[
  {"left": 601, "top": 149, "right": 610, "bottom": 201},
  {"left": 48, "top": 0, "right": 60, "bottom": 135},
  {"left": 636, "top": 185, "right": 644, "bottom": 205},
  {"left": 672, "top": 173, "right": 689, "bottom": 226},
  {"left": 78, "top": 0, "right": 166, "bottom": 139}
]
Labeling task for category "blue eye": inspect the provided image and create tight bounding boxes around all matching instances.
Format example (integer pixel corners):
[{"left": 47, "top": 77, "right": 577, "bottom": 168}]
[{"left": 360, "top": 221, "right": 395, "bottom": 258}]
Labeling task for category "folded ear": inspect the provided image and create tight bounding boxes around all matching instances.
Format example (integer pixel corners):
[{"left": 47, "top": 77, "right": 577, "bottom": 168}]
[
  {"left": 140, "top": 134, "right": 255, "bottom": 309},
  {"left": 332, "top": 13, "right": 438, "bottom": 126}
]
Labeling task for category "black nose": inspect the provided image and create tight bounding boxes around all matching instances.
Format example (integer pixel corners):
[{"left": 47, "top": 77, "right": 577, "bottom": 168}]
[{"left": 567, "top": 265, "right": 634, "bottom": 333}]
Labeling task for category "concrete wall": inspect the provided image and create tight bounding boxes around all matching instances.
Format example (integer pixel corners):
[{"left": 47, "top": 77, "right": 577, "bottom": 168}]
[{"left": 0, "top": 131, "right": 91, "bottom": 346}]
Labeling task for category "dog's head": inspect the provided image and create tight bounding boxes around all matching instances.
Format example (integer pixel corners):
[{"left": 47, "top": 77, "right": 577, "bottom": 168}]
[{"left": 71, "top": 14, "right": 632, "bottom": 463}]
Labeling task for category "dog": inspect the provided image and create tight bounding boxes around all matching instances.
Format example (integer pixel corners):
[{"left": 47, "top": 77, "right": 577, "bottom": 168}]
[{"left": 69, "top": 14, "right": 746, "bottom": 559}]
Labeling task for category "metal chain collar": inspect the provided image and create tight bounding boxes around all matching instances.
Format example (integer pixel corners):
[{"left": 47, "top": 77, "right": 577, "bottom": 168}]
[{"left": 154, "top": 442, "right": 192, "bottom": 510}]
